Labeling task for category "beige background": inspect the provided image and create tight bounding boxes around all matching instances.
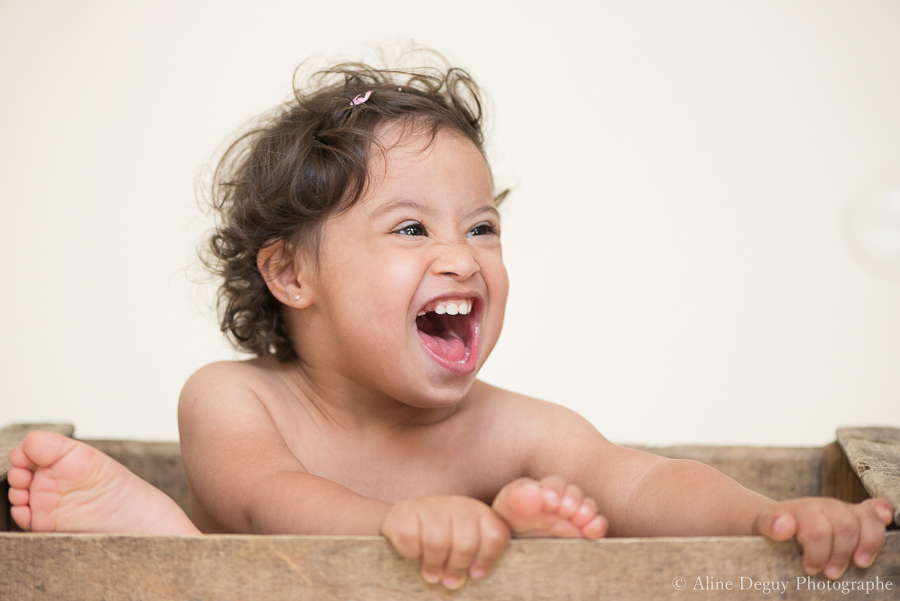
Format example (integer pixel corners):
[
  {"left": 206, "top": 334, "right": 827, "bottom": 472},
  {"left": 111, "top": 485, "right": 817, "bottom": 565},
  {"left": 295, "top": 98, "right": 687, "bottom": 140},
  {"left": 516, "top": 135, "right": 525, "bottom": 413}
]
[{"left": 2, "top": 1, "right": 899, "bottom": 446}]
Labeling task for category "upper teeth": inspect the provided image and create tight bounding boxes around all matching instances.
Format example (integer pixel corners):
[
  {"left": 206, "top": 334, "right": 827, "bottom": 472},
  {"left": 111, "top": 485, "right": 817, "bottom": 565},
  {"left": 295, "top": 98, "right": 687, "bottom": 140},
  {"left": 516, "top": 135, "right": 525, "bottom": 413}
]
[{"left": 418, "top": 299, "right": 472, "bottom": 316}]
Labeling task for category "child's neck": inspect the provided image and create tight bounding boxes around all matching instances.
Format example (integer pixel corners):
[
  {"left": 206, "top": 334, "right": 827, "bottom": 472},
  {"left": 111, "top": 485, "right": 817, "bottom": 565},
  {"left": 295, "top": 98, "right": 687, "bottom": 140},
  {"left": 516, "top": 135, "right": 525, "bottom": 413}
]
[{"left": 287, "top": 357, "right": 463, "bottom": 433}]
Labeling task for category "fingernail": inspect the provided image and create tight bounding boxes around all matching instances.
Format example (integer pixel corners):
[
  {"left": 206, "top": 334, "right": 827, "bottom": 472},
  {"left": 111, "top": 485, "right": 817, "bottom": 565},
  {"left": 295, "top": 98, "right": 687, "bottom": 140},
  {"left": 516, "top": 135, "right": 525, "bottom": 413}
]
[
  {"left": 856, "top": 552, "right": 873, "bottom": 568},
  {"left": 825, "top": 565, "right": 845, "bottom": 580},
  {"left": 469, "top": 567, "right": 486, "bottom": 580},
  {"left": 876, "top": 505, "right": 892, "bottom": 523},
  {"left": 443, "top": 574, "right": 465, "bottom": 590},
  {"left": 771, "top": 515, "right": 790, "bottom": 536},
  {"left": 422, "top": 569, "right": 441, "bottom": 584}
]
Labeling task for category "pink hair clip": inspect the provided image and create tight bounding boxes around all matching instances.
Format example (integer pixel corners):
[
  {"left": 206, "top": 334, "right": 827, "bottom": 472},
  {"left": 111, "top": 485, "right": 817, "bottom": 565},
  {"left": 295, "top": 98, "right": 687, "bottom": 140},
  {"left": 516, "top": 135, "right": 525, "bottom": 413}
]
[{"left": 351, "top": 91, "right": 372, "bottom": 106}]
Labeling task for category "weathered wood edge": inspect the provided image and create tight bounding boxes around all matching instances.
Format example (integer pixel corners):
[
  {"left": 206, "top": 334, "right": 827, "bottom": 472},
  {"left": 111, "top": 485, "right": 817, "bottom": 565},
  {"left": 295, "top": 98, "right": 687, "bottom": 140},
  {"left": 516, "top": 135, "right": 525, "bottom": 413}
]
[
  {"left": 1, "top": 532, "right": 897, "bottom": 601},
  {"left": 822, "top": 442, "right": 870, "bottom": 505},
  {"left": 837, "top": 428, "right": 900, "bottom": 525}
]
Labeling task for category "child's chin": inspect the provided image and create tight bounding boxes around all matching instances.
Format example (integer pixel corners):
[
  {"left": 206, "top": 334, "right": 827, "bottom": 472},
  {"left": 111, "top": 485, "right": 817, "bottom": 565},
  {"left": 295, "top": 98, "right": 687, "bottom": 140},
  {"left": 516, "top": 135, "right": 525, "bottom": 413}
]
[{"left": 409, "top": 367, "right": 480, "bottom": 407}]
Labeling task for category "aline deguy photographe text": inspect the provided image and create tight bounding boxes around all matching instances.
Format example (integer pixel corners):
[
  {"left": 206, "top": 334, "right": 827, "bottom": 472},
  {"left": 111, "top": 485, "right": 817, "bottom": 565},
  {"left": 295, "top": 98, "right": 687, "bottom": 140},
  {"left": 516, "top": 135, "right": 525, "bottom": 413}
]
[{"left": 673, "top": 574, "right": 894, "bottom": 595}]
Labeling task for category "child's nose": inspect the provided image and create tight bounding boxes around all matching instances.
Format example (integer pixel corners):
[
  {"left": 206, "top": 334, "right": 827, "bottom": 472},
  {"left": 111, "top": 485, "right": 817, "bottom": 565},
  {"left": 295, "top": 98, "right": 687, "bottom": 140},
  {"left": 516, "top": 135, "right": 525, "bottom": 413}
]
[{"left": 431, "top": 241, "right": 480, "bottom": 280}]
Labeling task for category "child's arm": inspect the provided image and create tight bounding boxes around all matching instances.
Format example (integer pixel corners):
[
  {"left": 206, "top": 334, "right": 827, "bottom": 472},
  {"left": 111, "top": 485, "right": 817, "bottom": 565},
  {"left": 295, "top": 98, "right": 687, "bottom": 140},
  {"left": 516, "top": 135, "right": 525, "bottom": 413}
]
[
  {"left": 597, "top": 448, "right": 891, "bottom": 577},
  {"left": 515, "top": 400, "right": 893, "bottom": 579},
  {"left": 179, "top": 364, "right": 387, "bottom": 535},
  {"left": 178, "top": 362, "right": 509, "bottom": 589}
]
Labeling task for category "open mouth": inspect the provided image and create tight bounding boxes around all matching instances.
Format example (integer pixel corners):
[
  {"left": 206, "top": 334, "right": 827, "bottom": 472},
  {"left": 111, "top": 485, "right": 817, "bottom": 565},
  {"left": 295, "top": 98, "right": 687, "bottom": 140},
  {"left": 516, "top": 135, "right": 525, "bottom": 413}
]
[{"left": 415, "top": 298, "right": 478, "bottom": 370}]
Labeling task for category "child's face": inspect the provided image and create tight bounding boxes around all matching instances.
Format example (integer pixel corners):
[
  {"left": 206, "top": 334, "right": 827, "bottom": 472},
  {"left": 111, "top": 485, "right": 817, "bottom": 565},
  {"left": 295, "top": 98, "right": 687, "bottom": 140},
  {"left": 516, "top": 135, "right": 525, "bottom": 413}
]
[{"left": 298, "top": 126, "right": 508, "bottom": 408}]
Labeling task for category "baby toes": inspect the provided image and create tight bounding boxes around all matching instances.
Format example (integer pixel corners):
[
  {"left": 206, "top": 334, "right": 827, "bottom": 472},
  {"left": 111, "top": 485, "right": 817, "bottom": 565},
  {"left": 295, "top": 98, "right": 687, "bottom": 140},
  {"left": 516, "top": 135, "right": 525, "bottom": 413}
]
[
  {"left": 556, "top": 484, "right": 585, "bottom": 520},
  {"left": 582, "top": 515, "right": 608, "bottom": 539},
  {"left": 571, "top": 497, "right": 598, "bottom": 528}
]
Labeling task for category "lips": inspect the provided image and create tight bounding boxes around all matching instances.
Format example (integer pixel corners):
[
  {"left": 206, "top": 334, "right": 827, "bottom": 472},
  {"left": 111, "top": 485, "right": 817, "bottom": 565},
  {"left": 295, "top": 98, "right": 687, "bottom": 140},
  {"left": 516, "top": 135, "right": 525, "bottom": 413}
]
[{"left": 415, "top": 297, "right": 479, "bottom": 373}]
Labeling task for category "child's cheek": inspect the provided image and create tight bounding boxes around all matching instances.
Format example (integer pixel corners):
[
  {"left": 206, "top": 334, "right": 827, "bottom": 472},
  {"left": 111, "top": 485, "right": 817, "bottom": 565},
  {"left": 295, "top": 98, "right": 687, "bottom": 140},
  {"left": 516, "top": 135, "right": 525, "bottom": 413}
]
[{"left": 492, "top": 262, "right": 510, "bottom": 311}]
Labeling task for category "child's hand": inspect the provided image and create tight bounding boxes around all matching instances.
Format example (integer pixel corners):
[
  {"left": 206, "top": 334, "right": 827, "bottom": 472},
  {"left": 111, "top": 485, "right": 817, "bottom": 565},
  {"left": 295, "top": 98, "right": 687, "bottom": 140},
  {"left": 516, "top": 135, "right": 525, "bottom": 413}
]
[
  {"left": 753, "top": 497, "right": 893, "bottom": 579},
  {"left": 380, "top": 495, "right": 511, "bottom": 590}
]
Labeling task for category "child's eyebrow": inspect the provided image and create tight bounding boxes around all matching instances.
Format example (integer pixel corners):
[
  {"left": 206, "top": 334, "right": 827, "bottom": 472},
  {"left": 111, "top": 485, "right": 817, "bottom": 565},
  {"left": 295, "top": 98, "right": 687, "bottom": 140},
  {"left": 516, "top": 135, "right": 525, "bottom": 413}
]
[
  {"left": 465, "top": 205, "right": 501, "bottom": 222},
  {"left": 370, "top": 200, "right": 500, "bottom": 222},
  {"left": 370, "top": 200, "right": 437, "bottom": 220}
]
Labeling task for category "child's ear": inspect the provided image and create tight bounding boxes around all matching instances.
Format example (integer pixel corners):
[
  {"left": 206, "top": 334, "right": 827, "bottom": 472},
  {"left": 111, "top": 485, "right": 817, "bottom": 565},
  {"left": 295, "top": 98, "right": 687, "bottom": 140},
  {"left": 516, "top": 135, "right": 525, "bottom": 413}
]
[{"left": 257, "top": 241, "right": 314, "bottom": 309}]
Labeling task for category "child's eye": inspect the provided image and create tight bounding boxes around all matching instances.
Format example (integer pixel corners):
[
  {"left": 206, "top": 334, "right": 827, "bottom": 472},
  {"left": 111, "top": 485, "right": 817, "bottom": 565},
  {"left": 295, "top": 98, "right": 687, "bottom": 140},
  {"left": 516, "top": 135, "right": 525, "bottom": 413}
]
[
  {"left": 394, "top": 222, "right": 426, "bottom": 237},
  {"left": 467, "top": 223, "right": 499, "bottom": 237}
]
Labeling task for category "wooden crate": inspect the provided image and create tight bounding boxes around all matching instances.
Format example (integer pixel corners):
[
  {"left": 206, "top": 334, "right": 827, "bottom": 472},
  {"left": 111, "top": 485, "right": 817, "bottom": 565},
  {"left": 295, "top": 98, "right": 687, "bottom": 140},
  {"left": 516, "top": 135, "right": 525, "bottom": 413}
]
[{"left": 1, "top": 423, "right": 897, "bottom": 600}]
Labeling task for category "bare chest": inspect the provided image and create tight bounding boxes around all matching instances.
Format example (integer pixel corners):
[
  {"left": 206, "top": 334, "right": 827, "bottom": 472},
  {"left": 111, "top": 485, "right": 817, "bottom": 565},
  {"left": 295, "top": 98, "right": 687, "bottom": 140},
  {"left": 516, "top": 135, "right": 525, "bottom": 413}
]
[{"left": 283, "top": 419, "right": 519, "bottom": 504}]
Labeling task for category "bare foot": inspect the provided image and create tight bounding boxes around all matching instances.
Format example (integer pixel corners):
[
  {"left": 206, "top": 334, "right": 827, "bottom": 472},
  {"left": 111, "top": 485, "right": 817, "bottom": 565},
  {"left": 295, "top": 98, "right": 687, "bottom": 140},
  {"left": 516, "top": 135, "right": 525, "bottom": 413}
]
[
  {"left": 492, "top": 476, "right": 607, "bottom": 539},
  {"left": 7, "top": 431, "right": 199, "bottom": 535}
]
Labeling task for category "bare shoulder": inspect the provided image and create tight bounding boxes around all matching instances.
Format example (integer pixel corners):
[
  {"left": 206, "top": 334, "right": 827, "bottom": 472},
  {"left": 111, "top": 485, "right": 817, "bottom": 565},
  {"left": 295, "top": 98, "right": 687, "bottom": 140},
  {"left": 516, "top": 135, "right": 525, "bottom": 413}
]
[
  {"left": 471, "top": 382, "right": 676, "bottom": 497},
  {"left": 178, "top": 356, "right": 296, "bottom": 437},
  {"left": 178, "top": 358, "right": 313, "bottom": 531},
  {"left": 469, "top": 380, "right": 618, "bottom": 474},
  {"left": 180, "top": 358, "right": 278, "bottom": 397},
  {"left": 472, "top": 380, "right": 604, "bottom": 434},
  {"left": 178, "top": 357, "right": 310, "bottom": 474}
]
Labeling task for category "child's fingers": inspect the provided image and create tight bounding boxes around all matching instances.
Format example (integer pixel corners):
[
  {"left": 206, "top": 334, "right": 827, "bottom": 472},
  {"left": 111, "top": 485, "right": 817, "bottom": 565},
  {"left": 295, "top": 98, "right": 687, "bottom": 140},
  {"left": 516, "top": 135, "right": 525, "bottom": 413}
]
[
  {"left": 381, "top": 514, "right": 422, "bottom": 561},
  {"left": 753, "top": 508, "right": 797, "bottom": 542},
  {"left": 794, "top": 510, "right": 835, "bottom": 576},
  {"left": 441, "top": 518, "right": 481, "bottom": 589},
  {"left": 869, "top": 497, "right": 895, "bottom": 526},
  {"left": 419, "top": 517, "right": 452, "bottom": 585},
  {"left": 819, "top": 508, "right": 860, "bottom": 580},
  {"left": 756, "top": 498, "right": 893, "bottom": 579},
  {"left": 467, "top": 513, "right": 510, "bottom": 580},
  {"left": 852, "top": 499, "right": 891, "bottom": 569}
]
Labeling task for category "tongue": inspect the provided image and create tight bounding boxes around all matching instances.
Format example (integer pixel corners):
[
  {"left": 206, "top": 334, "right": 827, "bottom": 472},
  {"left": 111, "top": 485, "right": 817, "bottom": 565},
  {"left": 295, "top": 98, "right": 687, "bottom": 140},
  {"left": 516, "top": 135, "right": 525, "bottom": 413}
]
[{"left": 419, "top": 330, "right": 468, "bottom": 363}]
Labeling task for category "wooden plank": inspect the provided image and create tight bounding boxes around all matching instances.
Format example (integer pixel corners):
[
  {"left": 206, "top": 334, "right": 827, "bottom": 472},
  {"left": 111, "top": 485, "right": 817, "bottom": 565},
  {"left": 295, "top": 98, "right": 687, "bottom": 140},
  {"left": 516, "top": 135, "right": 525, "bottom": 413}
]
[
  {"left": 631, "top": 445, "right": 823, "bottom": 500},
  {"left": 0, "top": 423, "right": 75, "bottom": 532},
  {"left": 822, "top": 442, "right": 870, "bottom": 505},
  {"left": 1, "top": 532, "right": 897, "bottom": 600},
  {"left": 1, "top": 426, "right": 895, "bottom": 599},
  {"left": 837, "top": 427, "right": 900, "bottom": 525}
]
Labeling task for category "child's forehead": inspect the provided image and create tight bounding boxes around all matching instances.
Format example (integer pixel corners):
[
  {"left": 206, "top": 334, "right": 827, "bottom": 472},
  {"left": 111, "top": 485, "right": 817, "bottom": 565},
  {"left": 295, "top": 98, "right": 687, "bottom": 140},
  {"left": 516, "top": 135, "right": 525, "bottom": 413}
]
[
  {"left": 320, "top": 132, "right": 493, "bottom": 233},
  {"left": 369, "top": 122, "right": 452, "bottom": 165},
  {"left": 373, "top": 135, "right": 490, "bottom": 200},
  {"left": 368, "top": 123, "right": 487, "bottom": 180}
]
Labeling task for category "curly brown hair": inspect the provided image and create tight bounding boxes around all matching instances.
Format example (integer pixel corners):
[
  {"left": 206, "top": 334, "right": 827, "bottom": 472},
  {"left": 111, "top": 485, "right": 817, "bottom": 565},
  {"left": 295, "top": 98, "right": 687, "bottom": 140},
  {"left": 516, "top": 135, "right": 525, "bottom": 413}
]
[{"left": 205, "top": 56, "right": 502, "bottom": 361}]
